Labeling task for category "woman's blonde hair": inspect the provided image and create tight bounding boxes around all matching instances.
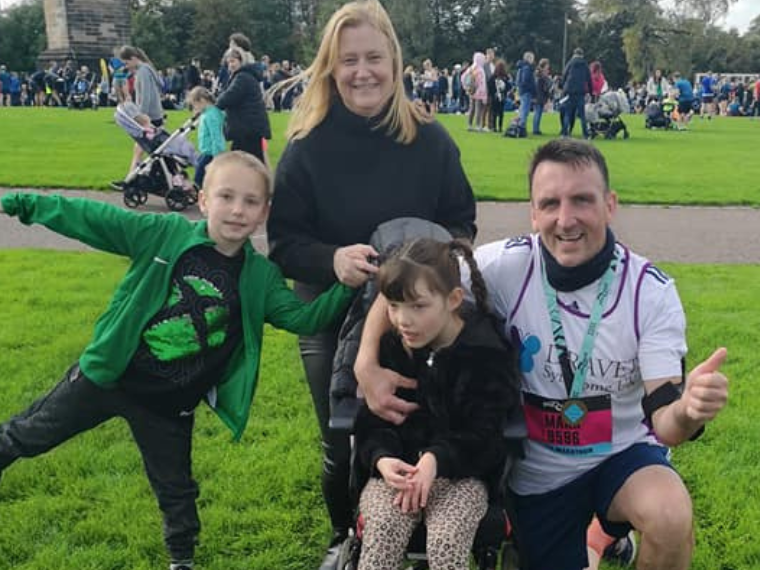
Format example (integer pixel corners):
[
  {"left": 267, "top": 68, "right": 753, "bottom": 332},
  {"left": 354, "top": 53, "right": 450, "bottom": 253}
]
[{"left": 278, "top": 0, "right": 429, "bottom": 144}]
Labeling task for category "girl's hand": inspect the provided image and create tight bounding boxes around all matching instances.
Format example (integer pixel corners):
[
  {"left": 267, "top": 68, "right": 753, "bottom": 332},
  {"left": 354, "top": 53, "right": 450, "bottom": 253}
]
[
  {"left": 333, "top": 244, "right": 378, "bottom": 287},
  {"left": 393, "top": 453, "right": 437, "bottom": 513},
  {"left": 394, "top": 486, "right": 419, "bottom": 514},
  {"left": 376, "top": 457, "right": 417, "bottom": 490},
  {"left": 409, "top": 453, "right": 437, "bottom": 510}
]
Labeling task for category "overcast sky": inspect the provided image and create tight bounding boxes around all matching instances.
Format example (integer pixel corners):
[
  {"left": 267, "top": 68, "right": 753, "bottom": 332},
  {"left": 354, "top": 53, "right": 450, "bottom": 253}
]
[
  {"left": 1, "top": 0, "right": 758, "bottom": 34},
  {"left": 720, "top": 0, "right": 759, "bottom": 33}
]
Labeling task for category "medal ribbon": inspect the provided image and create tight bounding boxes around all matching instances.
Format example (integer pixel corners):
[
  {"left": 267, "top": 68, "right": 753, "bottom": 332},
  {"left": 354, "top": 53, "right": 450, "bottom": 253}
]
[{"left": 541, "top": 251, "right": 618, "bottom": 398}]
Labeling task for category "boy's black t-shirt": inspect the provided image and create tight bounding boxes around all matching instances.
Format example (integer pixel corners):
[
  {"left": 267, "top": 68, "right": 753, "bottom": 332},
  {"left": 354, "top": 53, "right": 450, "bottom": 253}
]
[{"left": 120, "top": 245, "right": 245, "bottom": 416}]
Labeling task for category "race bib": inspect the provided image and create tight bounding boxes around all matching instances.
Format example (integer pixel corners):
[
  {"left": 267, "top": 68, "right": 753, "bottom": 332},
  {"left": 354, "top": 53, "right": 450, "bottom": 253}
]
[{"left": 524, "top": 392, "right": 612, "bottom": 456}]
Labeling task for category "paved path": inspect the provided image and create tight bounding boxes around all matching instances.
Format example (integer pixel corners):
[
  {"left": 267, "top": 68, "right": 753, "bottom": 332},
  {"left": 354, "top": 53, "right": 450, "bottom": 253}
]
[{"left": 2, "top": 188, "right": 759, "bottom": 263}]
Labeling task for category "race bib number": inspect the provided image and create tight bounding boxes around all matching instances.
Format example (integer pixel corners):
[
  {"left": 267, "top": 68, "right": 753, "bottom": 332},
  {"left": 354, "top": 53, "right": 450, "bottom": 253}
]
[{"left": 524, "top": 392, "right": 613, "bottom": 456}]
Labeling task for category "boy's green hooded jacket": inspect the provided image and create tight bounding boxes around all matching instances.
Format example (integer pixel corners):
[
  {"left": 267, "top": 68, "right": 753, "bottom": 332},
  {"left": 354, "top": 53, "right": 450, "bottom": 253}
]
[{"left": 2, "top": 193, "right": 354, "bottom": 440}]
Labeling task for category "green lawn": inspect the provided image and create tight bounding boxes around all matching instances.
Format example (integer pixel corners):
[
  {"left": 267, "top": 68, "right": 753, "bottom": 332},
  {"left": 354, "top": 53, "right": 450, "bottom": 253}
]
[
  {"left": 0, "top": 106, "right": 759, "bottom": 205},
  {"left": 0, "top": 251, "right": 757, "bottom": 569}
]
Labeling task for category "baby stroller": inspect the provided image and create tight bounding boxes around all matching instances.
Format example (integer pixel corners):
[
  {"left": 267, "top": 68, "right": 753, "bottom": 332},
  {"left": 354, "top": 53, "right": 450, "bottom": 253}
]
[
  {"left": 586, "top": 90, "right": 630, "bottom": 140},
  {"left": 644, "top": 99, "right": 674, "bottom": 130},
  {"left": 329, "top": 217, "right": 526, "bottom": 570},
  {"left": 67, "top": 74, "right": 99, "bottom": 110},
  {"left": 113, "top": 103, "right": 199, "bottom": 211}
]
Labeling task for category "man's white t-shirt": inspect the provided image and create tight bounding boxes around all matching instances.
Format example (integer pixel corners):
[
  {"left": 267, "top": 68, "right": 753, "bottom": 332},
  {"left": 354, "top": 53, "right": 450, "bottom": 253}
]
[{"left": 473, "top": 235, "right": 686, "bottom": 495}]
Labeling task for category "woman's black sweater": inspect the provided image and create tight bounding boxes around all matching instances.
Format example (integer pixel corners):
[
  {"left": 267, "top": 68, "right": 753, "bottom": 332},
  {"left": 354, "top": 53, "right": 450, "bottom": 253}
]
[{"left": 267, "top": 101, "right": 477, "bottom": 287}]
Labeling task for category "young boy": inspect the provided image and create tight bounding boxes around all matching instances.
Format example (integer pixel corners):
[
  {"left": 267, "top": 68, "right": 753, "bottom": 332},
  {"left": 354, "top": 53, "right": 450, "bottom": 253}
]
[{"left": 0, "top": 151, "right": 358, "bottom": 570}]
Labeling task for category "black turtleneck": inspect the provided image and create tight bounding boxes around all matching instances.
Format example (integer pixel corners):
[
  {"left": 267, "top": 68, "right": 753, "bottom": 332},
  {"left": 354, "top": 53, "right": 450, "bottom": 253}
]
[
  {"left": 541, "top": 228, "right": 616, "bottom": 292},
  {"left": 268, "top": 99, "right": 477, "bottom": 287}
]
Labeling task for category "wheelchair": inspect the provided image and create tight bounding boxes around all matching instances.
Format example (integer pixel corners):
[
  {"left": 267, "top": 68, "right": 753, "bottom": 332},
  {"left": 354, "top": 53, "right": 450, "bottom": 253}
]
[{"left": 330, "top": 396, "right": 525, "bottom": 570}]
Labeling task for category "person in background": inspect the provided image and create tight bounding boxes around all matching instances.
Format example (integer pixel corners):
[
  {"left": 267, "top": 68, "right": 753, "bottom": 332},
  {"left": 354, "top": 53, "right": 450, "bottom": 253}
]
[
  {"left": 560, "top": 47, "right": 592, "bottom": 138},
  {"left": 533, "top": 58, "right": 552, "bottom": 136},
  {"left": 672, "top": 72, "right": 694, "bottom": 131},
  {"left": 215, "top": 48, "right": 271, "bottom": 162},
  {"left": 186, "top": 86, "right": 226, "bottom": 188},
  {"left": 112, "top": 46, "right": 164, "bottom": 189},
  {"left": 515, "top": 51, "right": 536, "bottom": 136},
  {"left": 589, "top": 61, "right": 607, "bottom": 102}
]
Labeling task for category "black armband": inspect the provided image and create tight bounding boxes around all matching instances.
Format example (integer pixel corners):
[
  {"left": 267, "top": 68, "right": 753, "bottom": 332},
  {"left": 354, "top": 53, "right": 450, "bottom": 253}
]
[
  {"left": 642, "top": 381, "right": 705, "bottom": 441},
  {"left": 642, "top": 381, "right": 682, "bottom": 424}
]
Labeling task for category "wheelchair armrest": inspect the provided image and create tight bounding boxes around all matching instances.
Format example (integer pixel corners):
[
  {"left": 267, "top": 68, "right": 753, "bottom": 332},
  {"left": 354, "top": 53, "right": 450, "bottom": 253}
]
[{"left": 329, "top": 397, "right": 362, "bottom": 432}]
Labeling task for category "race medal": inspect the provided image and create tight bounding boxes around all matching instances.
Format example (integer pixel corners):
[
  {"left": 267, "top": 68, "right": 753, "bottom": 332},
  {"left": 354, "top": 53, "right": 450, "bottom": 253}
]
[{"left": 562, "top": 399, "right": 588, "bottom": 427}]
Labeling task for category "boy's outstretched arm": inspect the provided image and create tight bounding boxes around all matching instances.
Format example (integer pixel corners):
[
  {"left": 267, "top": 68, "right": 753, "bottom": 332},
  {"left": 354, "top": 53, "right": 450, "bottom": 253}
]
[
  {"left": 263, "top": 262, "right": 356, "bottom": 336},
  {"left": 1, "top": 192, "right": 168, "bottom": 258}
]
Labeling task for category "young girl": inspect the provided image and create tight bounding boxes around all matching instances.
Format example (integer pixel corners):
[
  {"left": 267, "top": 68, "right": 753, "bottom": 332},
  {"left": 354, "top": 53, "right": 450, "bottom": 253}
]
[
  {"left": 354, "top": 238, "right": 521, "bottom": 570},
  {"left": 186, "top": 86, "right": 225, "bottom": 188}
]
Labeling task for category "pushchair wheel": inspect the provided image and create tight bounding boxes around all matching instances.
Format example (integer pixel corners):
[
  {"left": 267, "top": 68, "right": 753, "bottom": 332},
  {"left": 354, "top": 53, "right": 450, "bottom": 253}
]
[
  {"left": 186, "top": 189, "right": 198, "bottom": 205},
  {"left": 123, "top": 190, "right": 141, "bottom": 209},
  {"left": 166, "top": 187, "right": 189, "bottom": 211},
  {"left": 184, "top": 181, "right": 199, "bottom": 205},
  {"left": 138, "top": 190, "right": 149, "bottom": 205}
]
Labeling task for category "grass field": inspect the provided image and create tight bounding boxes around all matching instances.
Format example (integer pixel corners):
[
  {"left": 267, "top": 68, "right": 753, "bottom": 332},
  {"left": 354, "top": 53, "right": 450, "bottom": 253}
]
[
  {"left": 0, "top": 106, "right": 759, "bottom": 205},
  {"left": 0, "top": 251, "right": 758, "bottom": 569},
  {"left": 0, "top": 103, "right": 757, "bottom": 568}
]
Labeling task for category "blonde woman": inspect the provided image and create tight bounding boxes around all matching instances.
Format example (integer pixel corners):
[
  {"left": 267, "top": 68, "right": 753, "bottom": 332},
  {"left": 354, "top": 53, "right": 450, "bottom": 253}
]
[{"left": 266, "top": 2, "right": 476, "bottom": 568}]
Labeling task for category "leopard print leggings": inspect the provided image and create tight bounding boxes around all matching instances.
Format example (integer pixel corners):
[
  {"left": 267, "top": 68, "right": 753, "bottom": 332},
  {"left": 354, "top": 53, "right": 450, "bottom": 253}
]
[{"left": 357, "top": 477, "right": 488, "bottom": 570}]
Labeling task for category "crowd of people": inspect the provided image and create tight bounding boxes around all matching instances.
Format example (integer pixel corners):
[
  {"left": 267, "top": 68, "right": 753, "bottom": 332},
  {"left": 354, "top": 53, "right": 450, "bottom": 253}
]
[
  {"left": 0, "top": 49, "right": 303, "bottom": 113},
  {"left": 0, "top": 2, "right": 737, "bottom": 570},
  {"left": 386, "top": 50, "right": 760, "bottom": 137}
]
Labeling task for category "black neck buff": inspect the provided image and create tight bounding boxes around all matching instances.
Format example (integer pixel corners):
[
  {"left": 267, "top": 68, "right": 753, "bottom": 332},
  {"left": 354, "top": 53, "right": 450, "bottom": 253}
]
[{"left": 541, "top": 228, "right": 616, "bottom": 292}]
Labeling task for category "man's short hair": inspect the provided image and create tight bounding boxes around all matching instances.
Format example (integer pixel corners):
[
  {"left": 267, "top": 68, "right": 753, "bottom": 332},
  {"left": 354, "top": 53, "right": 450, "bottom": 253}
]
[
  {"left": 528, "top": 139, "right": 610, "bottom": 196},
  {"left": 573, "top": 47, "right": 584, "bottom": 57}
]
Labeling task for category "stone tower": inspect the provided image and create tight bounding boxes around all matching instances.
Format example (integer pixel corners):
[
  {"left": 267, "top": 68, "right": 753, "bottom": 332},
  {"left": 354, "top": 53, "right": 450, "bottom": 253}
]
[{"left": 40, "top": 0, "right": 130, "bottom": 70}]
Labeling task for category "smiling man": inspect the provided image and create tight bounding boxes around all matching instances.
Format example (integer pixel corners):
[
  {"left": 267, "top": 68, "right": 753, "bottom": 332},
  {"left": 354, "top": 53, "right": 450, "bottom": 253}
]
[
  {"left": 471, "top": 139, "right": 728, "bottom": 570},
  {"left": 357, "top": 139, "right": 729, "bottom": 570}
]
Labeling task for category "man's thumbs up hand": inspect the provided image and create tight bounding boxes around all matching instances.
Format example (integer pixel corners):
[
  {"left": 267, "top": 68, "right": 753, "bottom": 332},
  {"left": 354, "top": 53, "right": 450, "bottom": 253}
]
[{"left": 682, "top": 347, "right": 729, "bottom": 422}]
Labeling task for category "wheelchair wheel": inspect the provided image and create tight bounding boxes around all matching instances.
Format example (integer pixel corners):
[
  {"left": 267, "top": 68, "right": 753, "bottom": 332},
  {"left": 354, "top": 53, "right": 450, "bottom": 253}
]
[
  {"left": 500, "top": 542, "right": 520, "bottom": 570},
  {"left": 336, "top": 534, "right": 360, "bottom": 570},
  {"left": 165, "top": 187, "right": 189, "bottom": 211}
]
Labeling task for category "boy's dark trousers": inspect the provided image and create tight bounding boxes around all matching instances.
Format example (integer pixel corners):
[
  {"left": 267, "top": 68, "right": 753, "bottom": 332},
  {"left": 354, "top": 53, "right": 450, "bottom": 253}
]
[{"left": 0, "top": 364, "right": 200, "bottom": 562}]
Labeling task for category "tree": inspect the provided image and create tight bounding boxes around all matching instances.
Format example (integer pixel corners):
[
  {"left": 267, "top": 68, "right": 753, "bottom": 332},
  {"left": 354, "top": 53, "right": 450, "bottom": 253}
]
[
  {"left": 189, "top": 0, "right": 252, "bottom": 70},
  {"left": 131, "top": 0, "right": 198, "bottom": 70},
  {"left": 0, "top": 0, "right": 46, "bottom": 72}
]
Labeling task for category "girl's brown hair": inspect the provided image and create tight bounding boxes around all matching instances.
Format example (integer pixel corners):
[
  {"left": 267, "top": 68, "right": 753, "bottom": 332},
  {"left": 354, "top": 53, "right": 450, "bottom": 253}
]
[{"left": 377, "top": 238, "right": 490, "bottom": 315}]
